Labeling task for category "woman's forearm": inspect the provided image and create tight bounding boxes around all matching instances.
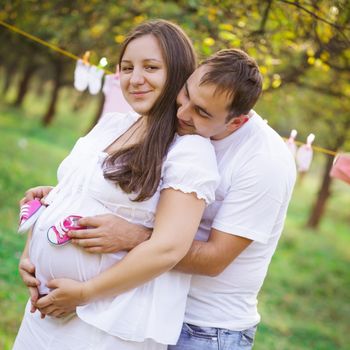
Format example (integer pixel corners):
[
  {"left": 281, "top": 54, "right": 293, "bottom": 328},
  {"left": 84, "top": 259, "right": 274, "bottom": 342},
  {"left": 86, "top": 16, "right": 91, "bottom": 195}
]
[
  {"left": 83, "top": 189, "right": 205, "bottom": 302},
  {"left": 83, "top": 237, "right": 183, "bottom": 301}
]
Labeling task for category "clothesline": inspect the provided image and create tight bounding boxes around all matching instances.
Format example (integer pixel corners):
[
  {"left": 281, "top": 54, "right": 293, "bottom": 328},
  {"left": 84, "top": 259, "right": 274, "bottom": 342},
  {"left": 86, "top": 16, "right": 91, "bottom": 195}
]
[
  {"left": 0, "top": 20, "right": 340, "bottom": 158},
  {"left": 0, "top": 19, "right": 113, "bottom": 74},
  {"left": 282, "top": 138, "right": 337, "bottom": 157}
]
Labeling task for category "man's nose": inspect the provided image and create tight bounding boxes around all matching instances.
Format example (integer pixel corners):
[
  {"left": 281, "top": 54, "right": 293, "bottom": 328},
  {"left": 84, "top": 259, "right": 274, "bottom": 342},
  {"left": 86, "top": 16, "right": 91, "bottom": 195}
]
[{"left": 177, "top": 101, "right": 192, "bottom": 122}]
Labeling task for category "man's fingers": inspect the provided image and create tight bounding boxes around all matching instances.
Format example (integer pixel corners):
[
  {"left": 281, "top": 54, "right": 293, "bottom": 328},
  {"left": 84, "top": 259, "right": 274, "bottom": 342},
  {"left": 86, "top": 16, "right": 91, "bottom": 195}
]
[
  {"left": 71, "top": 237, "right": 102, "bottom": 248},
  {"left": 77, "top": 216, "right": 101, "bottom": 227},
  {"left": 84, "top": 246, "right": 103, "bottom": 254},
  {"left": 68, "top": 228, "right": 102, "bottom": 239}
]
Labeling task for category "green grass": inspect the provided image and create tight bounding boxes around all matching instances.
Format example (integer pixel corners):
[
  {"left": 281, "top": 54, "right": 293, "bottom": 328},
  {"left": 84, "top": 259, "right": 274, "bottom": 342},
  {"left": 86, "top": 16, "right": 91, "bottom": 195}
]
[{"left": 0, "top": 93, "right": 349, "bottom": 349}]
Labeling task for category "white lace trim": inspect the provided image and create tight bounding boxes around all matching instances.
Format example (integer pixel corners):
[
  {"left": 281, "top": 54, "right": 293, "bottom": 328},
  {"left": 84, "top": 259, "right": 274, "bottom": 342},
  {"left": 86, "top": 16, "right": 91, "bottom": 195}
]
[{"left": 160, "top": 183, "right": 213, "bottom": 205}]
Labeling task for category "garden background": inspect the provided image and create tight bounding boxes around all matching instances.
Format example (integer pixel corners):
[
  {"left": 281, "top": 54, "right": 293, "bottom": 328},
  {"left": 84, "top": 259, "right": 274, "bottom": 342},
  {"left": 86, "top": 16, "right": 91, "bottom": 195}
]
[{"left": 0, "top": 1, "right": 349, "bottom": 349}]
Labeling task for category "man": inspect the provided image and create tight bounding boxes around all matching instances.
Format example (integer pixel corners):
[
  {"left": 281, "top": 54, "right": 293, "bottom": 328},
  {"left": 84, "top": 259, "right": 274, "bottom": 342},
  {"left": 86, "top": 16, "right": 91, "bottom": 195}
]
[{"left": 20, "top": 49, "right": 296, "bottom": 349}]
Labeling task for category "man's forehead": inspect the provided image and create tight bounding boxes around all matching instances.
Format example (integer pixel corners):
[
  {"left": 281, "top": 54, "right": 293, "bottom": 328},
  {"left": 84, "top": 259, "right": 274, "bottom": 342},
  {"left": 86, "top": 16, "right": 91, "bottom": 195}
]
[
  {"left": 189, "top": 68, "right": 230, "bottom": 101},
  {"left": 188, "top": 65, "right": 208, "bottom": 85}
]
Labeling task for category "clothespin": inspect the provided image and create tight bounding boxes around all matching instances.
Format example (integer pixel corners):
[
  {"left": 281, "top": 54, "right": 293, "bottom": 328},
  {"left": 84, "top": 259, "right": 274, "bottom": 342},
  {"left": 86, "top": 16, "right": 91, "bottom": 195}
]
[
  {"left": 74, "top": 52, "right": 91, "bottom": 91},
  {"left": 88, "top": 57, "right": 106, "bottom": 95},
  {"left": 82, "top": 51, "right": 91, "bottom": 65},
  {"left": 286, "top": 129, "right": 298, "bottom": 157},
  {"left": 306, "top": 133, "right": 315, "bottom": 148},
  {"left": 296, "top": 133, "right": 315, "bottom": 173}
]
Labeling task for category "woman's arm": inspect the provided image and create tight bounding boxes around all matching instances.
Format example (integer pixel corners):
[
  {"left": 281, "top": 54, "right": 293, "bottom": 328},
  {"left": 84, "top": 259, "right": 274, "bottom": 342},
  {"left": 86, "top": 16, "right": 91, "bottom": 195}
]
[{"left": 36, "top": 188, "right": 205, "bottom": 315}]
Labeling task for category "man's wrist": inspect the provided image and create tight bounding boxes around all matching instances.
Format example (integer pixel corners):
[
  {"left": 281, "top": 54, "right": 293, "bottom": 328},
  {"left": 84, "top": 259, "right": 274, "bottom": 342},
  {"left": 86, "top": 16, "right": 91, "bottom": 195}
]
[{"left": 126, "top": 224, "right": 151, "bottom": 251}]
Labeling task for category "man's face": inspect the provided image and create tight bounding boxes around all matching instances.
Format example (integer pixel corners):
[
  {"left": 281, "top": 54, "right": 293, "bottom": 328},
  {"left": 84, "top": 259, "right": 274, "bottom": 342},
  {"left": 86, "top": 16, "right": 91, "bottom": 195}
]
[{"left": 176, "top": 66, "right": 244, "bottom": 140}]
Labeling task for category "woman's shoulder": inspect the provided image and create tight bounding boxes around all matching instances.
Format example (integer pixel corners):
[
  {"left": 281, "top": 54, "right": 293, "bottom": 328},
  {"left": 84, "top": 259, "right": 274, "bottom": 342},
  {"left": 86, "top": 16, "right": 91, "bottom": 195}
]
[
  {"left": 97, "top": 111, "right": 140, "bottom": 130},
  {"left": 165, "top": 134, "right": 216, "bottom": 165},
  {"left": 84, "top": 111, "right": 140, "bottom": 139},
  {"left": 171, "top": 133, "right": 213, "bottom": 149},
  {"left": 161, "top": 134, "right": 219, "bottom": 205}
]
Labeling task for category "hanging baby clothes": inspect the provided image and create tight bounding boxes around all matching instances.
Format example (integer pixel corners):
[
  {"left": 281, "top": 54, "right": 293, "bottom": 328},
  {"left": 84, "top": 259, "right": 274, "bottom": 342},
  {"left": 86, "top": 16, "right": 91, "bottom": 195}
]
[
  {"left": 296, "top": 133, "right": 315, "bottom": 173},
  {"left": 74, "top": 59, "right": 90, "bottom": 92},
  {"left": 330, "top": 154, "right": 350, "bottom": 185},
  {"left": 101, "top": 74, "right": 132, "bottom": 117},
  {"left": 88, "top": 66, "right": 105, "bottom": 95},
  {"left": 286, "top": 129, "right": 298, "bottom": 157}
]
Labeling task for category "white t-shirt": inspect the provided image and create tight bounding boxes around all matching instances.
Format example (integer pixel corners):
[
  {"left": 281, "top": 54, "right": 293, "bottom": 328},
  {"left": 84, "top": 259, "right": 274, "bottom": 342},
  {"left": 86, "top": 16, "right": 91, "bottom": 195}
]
[
  {"left": 30, "top": 112, "right": 219, "bottom": 345},
  {"left": 184, "top": 111, "right": 296, "bottom": 331}
]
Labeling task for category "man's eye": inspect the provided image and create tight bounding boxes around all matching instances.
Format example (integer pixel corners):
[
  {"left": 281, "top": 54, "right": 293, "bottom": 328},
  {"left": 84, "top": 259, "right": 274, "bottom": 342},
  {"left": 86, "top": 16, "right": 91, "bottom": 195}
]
[{"left": 196, "top": 109, "right": 209, "bottom": 118}]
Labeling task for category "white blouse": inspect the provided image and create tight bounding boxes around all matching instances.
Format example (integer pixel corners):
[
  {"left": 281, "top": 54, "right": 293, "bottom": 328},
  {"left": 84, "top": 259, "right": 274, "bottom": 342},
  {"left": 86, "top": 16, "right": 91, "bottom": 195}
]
[{"left": 29, "top": 112, "right": 219, "bottom": 345}]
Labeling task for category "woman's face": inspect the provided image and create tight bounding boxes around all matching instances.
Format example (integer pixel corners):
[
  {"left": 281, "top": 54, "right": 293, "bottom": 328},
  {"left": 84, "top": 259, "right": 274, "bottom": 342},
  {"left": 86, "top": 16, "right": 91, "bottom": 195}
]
[{"left": 120, "top": 34, "right": 167, "bottom": 116}]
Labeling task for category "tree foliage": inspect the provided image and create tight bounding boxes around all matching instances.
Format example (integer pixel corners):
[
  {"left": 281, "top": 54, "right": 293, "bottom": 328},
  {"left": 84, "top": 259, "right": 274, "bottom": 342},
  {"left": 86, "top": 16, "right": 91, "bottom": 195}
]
[{"left": 1, "top": 0, "right": 349, "bottom": 226}]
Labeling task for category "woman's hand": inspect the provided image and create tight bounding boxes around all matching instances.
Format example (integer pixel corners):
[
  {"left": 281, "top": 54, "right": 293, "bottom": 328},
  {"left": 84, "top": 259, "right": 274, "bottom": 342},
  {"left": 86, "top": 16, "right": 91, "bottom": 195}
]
[
  {"left": 20, "top": 186, "right": 53, "bottom": 206},
  {"left": 35, "top": 279, "right": 89, "bottom": 318},
  {"left": 18, "top": 257, "right": 41, "bottom": 313}
]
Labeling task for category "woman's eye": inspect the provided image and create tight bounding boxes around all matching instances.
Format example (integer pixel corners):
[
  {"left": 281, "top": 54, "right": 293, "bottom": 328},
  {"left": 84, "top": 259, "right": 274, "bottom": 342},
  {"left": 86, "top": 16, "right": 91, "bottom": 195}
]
[
  {"left": 121, "top": 66, "right": 133, "bottom": 72},
  {"left": 145, "top": 66, "right": 159, "bottom": 71}
]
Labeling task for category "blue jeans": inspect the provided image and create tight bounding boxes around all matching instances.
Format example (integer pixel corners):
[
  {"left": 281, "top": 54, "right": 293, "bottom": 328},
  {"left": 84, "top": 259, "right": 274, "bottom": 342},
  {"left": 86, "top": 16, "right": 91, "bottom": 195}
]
[{"left": 168, "top": 323, "right": 257, "bottom": 350}]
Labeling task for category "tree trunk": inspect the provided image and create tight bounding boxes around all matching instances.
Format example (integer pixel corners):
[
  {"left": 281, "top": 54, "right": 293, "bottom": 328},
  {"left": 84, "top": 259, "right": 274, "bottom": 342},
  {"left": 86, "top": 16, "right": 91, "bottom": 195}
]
[
  {"left": 42, "top": 61, "right": 63, "bottom": 126},
  {"left": 72, "top": 92, "right": 89, "bottom": 112},
  {"left": 86, "top": 93, "right": 105, "bottom": 132},
  {"left": 13, "top": 64, "right": 37, "bottom": 107},
  {"left": 306, "top": 123, "right": 350, "bottom": 228},
  {"left": 2, "top": 63, "right": 16, "bottom": 96},
  {"left": 306, "top": 155, "right": 334, "bottom": 228}
]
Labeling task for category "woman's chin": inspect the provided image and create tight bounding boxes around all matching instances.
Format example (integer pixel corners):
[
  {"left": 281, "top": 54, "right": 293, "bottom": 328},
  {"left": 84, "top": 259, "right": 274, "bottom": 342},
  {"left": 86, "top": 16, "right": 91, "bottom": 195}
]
[{"left": 127, "top": 101, "right": 153, "bottom": 116}]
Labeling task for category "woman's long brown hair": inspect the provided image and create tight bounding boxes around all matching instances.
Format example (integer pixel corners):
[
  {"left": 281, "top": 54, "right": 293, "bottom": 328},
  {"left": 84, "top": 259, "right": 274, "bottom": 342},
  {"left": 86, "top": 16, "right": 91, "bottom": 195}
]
[{"left": 103, "top": 20, "right": 196, "bottom": 201}]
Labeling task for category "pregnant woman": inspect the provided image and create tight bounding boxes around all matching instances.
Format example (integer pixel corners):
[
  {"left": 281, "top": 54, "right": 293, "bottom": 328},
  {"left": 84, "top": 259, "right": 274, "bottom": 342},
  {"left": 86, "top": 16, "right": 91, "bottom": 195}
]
[{"left": 14, "top": 20, "right": 219, "bottom": 350}]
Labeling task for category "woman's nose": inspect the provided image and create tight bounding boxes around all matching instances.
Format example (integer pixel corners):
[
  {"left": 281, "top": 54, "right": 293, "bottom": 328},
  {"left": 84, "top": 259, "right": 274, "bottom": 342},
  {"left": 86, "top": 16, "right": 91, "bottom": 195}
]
[{"left": 130, "top": 68, "right": 145, "bottom": 85}]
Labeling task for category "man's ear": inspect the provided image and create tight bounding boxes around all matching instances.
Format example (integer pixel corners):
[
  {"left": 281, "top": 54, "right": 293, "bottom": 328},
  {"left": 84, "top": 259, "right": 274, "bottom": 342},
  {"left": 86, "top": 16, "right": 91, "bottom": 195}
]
[{"left": 226, "top": 114, "right": 249, "bottom": 132}]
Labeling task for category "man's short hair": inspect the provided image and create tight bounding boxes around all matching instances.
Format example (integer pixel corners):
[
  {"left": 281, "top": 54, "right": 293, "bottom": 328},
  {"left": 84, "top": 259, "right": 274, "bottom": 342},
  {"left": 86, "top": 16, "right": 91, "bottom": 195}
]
[{"left": 200, "top": 49, "right": 263, "bottom": 121}]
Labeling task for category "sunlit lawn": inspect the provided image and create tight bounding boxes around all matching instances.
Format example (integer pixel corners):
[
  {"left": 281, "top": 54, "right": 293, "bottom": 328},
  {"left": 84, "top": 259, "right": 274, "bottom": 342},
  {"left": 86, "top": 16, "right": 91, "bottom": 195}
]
[{"left": 0, "top": 89, "right": 349, "bottom": 349}]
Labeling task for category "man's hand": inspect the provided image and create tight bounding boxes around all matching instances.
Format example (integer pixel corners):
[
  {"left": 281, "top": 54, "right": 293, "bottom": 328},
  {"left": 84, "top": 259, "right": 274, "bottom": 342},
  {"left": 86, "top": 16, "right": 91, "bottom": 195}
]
[
  {"left": 20, "top": 186, "right": 53, "bottom": 206},
  {"left": 35, "top": 279, "right": 88, "bottom": 318},
  {"left": 69, "top": 214, "right": 151, "bottom": 254},
  {"left": 18, "top": 257, "right": 41, "bottom": 313}
]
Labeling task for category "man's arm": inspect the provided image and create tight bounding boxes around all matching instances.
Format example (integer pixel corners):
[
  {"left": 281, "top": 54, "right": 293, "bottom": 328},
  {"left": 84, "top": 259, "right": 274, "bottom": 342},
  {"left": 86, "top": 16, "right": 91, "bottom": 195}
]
[
  {"left": 36, "top": 189, "right": 206, "bottom": 315},
  {"left": 70, "top": 215, "right": 251, "bottom": 277},
  {"left": 175, "top": 228, "right": 252, "bottom": 276},
  {"left": 68, "top": 214, "right": 151, "bottom": 253}
]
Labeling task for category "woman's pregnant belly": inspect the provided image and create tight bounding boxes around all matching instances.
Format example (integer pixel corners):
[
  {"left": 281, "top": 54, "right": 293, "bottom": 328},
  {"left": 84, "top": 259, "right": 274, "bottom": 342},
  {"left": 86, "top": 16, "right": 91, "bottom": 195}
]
[{"left": 29, "top": 202, "right": 126, "bottom": 295}]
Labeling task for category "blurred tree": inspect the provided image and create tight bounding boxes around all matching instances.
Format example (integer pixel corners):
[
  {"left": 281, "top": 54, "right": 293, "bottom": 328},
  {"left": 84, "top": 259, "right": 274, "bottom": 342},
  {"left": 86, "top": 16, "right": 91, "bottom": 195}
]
[{"left": 0, "top": 0, "right": 349, "bottom": 226}]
